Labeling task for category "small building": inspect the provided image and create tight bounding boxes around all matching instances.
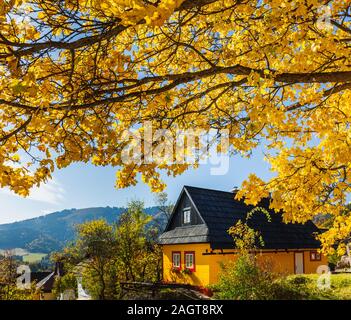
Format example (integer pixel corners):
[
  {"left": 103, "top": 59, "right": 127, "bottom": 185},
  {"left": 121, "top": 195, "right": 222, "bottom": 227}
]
[
  {"left": 33, "top": 271, "right": 56, "bottom": 300},
  {"left": 159, "top": 186, "right": 328, "bottom": 287},
  {"left": 32, "top": 262, "right": 63, "bottom": 300}
]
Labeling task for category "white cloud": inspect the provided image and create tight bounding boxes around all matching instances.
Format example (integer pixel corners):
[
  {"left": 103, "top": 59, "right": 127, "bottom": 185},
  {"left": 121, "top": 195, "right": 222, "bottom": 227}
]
[{"left": 0, "top": 179, "right": 65, "bottom": 205}]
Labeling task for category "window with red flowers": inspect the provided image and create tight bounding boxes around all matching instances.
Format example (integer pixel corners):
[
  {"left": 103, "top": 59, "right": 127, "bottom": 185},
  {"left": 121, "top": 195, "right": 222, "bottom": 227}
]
[
  {"left": 184, "top": 251, "right": 195, "bottom": 272},
  {"left": 172, "top": 251, "right": 181, "bottom": 270}
]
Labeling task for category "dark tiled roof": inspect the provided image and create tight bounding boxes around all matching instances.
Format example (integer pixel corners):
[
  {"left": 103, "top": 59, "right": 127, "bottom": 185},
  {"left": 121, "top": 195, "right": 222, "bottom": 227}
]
[
  {"left": 159, "top": 225, "right": 209, "bottom": 244},
  {"left": 31, "top": 272, "right": 52, "bottom": 283},
  {"left": 160, "top": 186, "right": 321, "bottom": 249},
  {"left": 32, "top": 271, "right": 56, "bottom": 293}
]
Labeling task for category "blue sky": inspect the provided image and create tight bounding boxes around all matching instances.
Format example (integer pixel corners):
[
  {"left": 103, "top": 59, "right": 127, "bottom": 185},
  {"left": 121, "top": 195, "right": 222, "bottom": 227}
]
[{"left": 0, "top": 146, "right": 273, "bottom": 224}]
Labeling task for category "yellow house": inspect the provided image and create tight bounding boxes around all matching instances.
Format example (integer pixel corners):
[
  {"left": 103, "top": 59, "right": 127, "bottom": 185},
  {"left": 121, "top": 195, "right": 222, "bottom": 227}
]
[{"left": 159, "top": 186, "right": 328, "bottom": 288}]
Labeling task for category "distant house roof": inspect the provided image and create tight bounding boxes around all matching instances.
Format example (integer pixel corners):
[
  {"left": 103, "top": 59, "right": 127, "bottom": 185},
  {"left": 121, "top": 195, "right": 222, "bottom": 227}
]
[
  {"left": 32, "top": 262, "right": 63, "bottom": 293},
  {"left": 159, "top": 186, "right": 322, "bottom": 249},
  {"left": 32, "top": 272, "right": 55, "bottom": 293}
]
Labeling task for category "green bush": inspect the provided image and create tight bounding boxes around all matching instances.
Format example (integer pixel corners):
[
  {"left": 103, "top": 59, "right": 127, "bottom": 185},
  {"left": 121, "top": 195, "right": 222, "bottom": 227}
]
[
  {"left": 213, "top": 254, "right": 277, "bottom": 300},
  {"left": 269, "top": 277, "right": 318, "bottom": 300},
  {"left": 212, "top": 254, "right": 331, "bottom": 300},
  {"left": 52, "top": 272, "right": 78, "bottom": 299}
]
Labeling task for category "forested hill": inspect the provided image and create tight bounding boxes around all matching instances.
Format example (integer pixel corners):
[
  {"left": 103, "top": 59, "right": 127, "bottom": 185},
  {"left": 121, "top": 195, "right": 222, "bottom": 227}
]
[{"left": 0, "top": 206, "right": 160, "bottom": 253}]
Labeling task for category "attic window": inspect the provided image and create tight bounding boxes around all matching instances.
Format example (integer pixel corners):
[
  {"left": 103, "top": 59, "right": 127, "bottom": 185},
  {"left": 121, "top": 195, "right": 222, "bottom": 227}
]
[
  {"left": 183, "top": 208, "right": 191, "bottom": 224},
  {"left": 310, "top": 251, "right": 321, "bottom": 261}
]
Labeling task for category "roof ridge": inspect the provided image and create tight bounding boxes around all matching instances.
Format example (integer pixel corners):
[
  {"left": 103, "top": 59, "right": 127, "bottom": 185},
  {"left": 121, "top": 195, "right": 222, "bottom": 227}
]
[{"left": 184, "top": 185, "right": 236, "bottom": 195}]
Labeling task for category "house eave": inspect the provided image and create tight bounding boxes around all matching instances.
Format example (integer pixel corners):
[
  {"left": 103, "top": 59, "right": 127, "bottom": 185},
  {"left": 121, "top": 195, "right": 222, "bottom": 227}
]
[{"left": 158, "top": 224, "right": 209, "bottom": 245}]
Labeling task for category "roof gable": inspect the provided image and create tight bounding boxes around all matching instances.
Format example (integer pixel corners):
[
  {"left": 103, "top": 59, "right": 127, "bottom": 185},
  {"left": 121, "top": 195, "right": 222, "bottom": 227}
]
[
  {"left": 163, "top": 187, "right": 206, "bottom": 232},
  {"left": 184, "top": 186, "right": 321, "bottom": 249},
  {"left": 160, "top": 185, "right": 321, "bottom": 249},
  {"left": 159, "top": 187, "right": 209, "bottom": 244}
]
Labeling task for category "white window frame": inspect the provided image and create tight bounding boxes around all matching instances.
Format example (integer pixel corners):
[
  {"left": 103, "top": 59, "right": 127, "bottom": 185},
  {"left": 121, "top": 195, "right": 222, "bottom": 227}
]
[
  {"left": 183, "top": 208, "right": 191, "bottom": 224},
  {"left": 310, "top": 251, "right": 321, "bottom": 261},
  {"left": 172, "top": 252, "right": 181, "bottom": 269},
  {"left": 185, "top": 252, "right": 195, "bottom": 270}
]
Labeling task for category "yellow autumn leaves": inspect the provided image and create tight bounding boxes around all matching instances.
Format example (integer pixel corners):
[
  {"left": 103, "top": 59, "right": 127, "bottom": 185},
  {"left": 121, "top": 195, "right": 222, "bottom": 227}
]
[
  {"left": 96, "top": 0, "right": 185, "bottom": 26},
  {"left": 61, "top": 0, "right": 185, "bottom": 26},
  {"left": 0, "top": 0, "right": 351, "bottom": 254}
]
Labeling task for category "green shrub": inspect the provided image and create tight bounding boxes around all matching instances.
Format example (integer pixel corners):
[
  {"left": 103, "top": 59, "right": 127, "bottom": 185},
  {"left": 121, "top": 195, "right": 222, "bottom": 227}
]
[
  {"left": 212, "top": 253, "right": 332, "bottom": 300},
  {"left": 53, "top": 273, "right": 78, "bottom": 299},
  {"left": 269, "top": 277, "right": 318, "bottom": 300},
  {"left": 213, "top": 254, "right": 277, "bottom": 300}
]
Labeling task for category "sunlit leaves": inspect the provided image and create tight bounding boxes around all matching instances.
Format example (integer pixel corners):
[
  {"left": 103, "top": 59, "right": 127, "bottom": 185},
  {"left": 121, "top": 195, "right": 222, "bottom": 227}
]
[{"left": 0, "top": 0, "right": 351, "bottom": 252}]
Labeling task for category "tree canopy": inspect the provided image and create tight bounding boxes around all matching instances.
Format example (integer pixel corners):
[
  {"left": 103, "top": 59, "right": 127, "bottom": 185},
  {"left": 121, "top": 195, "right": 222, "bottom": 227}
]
[
  {"left": 56, "top": 201, "right": 162, "bottom": 299},
  {"left": 1, "top": 0, "right": 351, "bottom": 253}
]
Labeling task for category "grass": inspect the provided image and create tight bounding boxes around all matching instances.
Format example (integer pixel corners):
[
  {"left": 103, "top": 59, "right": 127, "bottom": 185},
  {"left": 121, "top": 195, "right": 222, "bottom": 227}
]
[
  {"left": 22, "top": 253, "right": 47, "bottom": 263},
  {"left": 287, "top": 273, "right": 351, "bottom": 300}
]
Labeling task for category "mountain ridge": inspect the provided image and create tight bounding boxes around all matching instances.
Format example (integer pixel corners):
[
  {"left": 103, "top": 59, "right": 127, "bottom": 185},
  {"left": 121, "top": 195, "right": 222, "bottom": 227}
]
[{"left": 0, "top": 206, "right": 160, "bottom": 253}]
